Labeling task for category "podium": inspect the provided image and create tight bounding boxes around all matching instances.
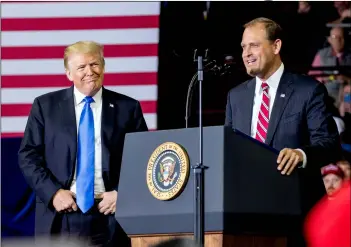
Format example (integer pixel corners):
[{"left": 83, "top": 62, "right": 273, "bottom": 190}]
[{"left": 115, "top": 126, "right": 302, "bottom": 247}]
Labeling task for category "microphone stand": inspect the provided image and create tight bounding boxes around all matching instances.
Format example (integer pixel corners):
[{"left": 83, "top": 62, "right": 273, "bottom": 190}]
[
  {"left": 185, "top": 72, "right": 199, "bottom": 128},
  {"left": 185, "top": 49, "right": 214, "bottom": 128},
  {"left": 185, "top": 50, "right": 233, "bottom": 246},
  {"left": 193, "top": 50, "right": 206, "bottom": 247}
]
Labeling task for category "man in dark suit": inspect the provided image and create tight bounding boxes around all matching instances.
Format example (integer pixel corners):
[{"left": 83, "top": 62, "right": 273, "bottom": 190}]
[
  {"left": 18, "top": 41, "right": 148, "bottom": 246},
  {"left": 225, "top": 18, "right": 341, "bottom": 245}
]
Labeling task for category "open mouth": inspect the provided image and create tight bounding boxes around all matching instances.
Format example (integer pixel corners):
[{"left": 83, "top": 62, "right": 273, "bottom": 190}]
[{"left": 247, "top": 58, "right": 257, "bottom": 66}]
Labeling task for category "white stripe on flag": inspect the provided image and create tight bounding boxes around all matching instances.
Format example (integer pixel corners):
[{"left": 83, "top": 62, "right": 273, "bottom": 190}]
[
  {"left": 2, "top": 57, "right": 158, "bottom": 75},
  {"left": 2, "top": 29, "right": 159, "bottom": 47},
  {"left": 1, "top": 85, "right": 158, "bottom": 104},
  {"left": 1, "top": 113, "right": 157, "bottom": 133},
  {"left": 2, "top": 2, "right": 160, "bottom": 18}
]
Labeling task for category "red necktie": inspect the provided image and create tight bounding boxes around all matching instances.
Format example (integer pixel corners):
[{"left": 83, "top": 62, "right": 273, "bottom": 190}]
[{"left": 255, "top": 82, "right": 270, "bottom": 143}]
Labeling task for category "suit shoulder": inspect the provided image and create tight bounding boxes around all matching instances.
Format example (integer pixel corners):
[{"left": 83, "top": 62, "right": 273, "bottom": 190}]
[
  {"left": 228, "top": 78, "right": 253, "bottom": 95},
  {"left": 103, "top": 88, "right": 140, "bottom": 105},
  {"left": 34, "top": 88, "right": 70, "bottom": 104},
  {"left": 290, "top": 72, "right": 321, "bottom": 90}
]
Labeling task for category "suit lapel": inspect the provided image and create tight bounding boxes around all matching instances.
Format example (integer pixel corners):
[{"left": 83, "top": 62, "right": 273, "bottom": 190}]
[
  {"left": 101, "top": 87, "right": 117, "bottom": 171},
  {"left": 59, "top": 86, "right": 77, "bottom": 175},
  {"left": 266, "top": 72, "right": 294, "bottom": 145},
  {"left": 237, "top": 78, "right": 256, "bottom": 136}
]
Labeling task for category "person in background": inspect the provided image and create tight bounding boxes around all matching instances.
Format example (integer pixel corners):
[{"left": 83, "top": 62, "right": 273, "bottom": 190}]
[
  {"left": 297, "top": 1, "right": 311, "bottom": 14},
  {"left": 309, "top": 27, "right": 351, "bottom": 103},
  {"left": 338, "top": 159, "right": 351, "bottom": 180},
  {"left": 330, "top": 1, "right": 351, "bottom": 24},
  {"left": 338, "top": 81, "right": 351, "bottom": 117},
  {"left": 321, "top": 164, "right": 345, "bottom": 197},
  {"left": 304, "top": 180, "right": 350, "bottom": 247}
]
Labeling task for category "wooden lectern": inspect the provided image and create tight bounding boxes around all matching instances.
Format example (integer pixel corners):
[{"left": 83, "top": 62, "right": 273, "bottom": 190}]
[{"left": 115, "top": 126, "right": 302, "bottom": 247}]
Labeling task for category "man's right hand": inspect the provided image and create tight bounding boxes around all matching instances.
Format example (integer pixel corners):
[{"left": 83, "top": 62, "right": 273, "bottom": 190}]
[{"left": 52, "top": 189, "right": 78, "bottom": 212}]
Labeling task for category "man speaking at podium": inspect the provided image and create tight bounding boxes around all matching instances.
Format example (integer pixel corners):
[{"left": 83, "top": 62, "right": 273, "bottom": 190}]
[
  {"left": 225, "top": 16, "right": 341, "bottom": 233},
  {"left": 18, "top": 41, "right": 148, "bottom": 246}
]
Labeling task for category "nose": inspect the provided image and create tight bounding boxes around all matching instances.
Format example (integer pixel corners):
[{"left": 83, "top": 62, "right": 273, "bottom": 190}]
[
  {"left": 242, "top": 47, "right": 251, "bottom": 59},
  {"left": 85, "top": 65, "right": 94, "bottom": 76}
]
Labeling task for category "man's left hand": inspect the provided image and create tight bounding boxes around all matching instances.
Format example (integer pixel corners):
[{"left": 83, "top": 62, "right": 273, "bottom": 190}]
[
  {"left": 98, "top": 191, "right": 117, "bottom": 215},
  {"left": 277, "top": 148, "right": 304, "bottom": 175}
]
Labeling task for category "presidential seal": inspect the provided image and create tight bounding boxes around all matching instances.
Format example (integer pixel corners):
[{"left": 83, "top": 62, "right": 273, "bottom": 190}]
[{"left": 146, "top": 142, "right": 190, "bottom": 201}]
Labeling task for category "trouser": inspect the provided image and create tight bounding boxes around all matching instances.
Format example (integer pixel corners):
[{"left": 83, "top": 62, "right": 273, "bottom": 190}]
[{"left": 54, "top": 199, "right": 130, "bottom": 247}]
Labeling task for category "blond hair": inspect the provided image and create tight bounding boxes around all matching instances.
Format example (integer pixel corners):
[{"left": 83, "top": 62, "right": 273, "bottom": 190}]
[
  {"left": 244, "top": 17, "right": 283, "bottom": 42},
  {"left": 64, "top": 41, "right": 105, "bottom": 69}
]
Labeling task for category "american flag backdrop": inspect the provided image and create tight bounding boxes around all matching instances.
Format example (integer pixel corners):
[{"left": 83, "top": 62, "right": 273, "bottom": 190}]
[{"left": 1, "top": 1, "right": 160, "bottom": 138}]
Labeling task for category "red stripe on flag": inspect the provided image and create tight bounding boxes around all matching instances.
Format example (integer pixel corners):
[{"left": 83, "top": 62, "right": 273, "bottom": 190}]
[
  {"left": 140, "top": 101, "right": 157, "bottom": 114},
  {"left": 1, "top": 133, "right": 24, "bottom": 138},
  {"left": 1, "top": 15, "right": 159, "bottom": 31},
  {"left": 1, "top": 101, "right": 157, "bottom": 116},
  {"left": 2, "top": 44, "right": 158, "bottom": 59},
  {"left": 1, "top": 73, "right": 157, "bottom": 88}
]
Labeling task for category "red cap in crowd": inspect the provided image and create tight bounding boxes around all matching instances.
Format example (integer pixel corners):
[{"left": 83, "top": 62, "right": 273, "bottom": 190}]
[{"left": 321, "top": 164, "right": 344, "bottom": 178}]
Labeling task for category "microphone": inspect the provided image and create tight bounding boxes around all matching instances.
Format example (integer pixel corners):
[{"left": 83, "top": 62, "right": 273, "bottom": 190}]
[{"left": 185, "top": 55, "right": 235, "bottom": 128}]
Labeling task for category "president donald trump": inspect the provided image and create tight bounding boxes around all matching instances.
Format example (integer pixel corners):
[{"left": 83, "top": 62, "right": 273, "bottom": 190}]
[{"left": 18, "top": 41, "right": 148, "bottom": 246}]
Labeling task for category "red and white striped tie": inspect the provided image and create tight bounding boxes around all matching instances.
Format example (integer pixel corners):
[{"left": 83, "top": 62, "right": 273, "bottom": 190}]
[{"left": 255, "top": 82, "right": 270, "bottom": 143}]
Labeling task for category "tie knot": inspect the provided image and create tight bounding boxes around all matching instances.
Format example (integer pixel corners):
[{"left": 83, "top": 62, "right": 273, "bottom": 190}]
[
  {"left": 83, "top": 96, "right": 94, "bottom": 104},
  {"left": 261, "top": 82, "right": 269, "bottom": 91}
]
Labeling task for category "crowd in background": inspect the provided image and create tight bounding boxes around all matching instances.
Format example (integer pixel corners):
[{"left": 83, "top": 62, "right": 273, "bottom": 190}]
[{"left": 298, "top": 1, "right": 351, "bottom": 197}]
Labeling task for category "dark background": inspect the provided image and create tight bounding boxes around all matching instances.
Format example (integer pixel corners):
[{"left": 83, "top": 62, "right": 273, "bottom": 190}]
[{"left": 157, "top": 1, "right": 339, "bottom": 130}]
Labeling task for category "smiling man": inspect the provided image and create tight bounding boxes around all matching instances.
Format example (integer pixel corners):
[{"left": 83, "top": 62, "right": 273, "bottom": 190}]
[
  {"left": 18, "top": 41, "right": 148, "bottom": 246},
  {"left": 225, "top": 17, "right": 341, "bottom": 245}
]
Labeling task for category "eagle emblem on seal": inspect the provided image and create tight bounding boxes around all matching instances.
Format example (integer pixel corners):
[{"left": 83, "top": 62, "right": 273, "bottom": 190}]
[{"left": 158, "top": 157, "right": 178, "bottom": 187}]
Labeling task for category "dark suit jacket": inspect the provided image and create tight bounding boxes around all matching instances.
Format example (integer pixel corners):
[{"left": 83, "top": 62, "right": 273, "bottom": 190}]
[
  {"left": 18, "top": 86, "right": 148, "bottom": 236},
  {"left": 225, "top": 71, "right": 342, "bottom": 213}
]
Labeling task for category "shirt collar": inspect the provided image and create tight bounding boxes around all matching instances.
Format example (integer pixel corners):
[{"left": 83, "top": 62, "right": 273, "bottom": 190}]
[
  {"left": 74, "top": 86, "right": 102, "bottom": 106},
  {"left": 256, "top": 62, "right": 284, "bottom": 90}
]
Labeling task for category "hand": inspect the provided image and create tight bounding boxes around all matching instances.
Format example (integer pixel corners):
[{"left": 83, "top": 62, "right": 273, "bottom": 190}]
[
  {"left": 98, "top": 191, "right": 117, "bottom": 215},
  {"left": 52, "top": 189, "right": 77, "bottom": 212},
  {"left": 277, "top": 148, "right": 304, "bottom": 175}
]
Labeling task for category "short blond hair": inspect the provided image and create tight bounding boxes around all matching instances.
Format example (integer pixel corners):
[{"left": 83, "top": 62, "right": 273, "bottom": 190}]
[
  {"left": 64, "top": 41, "right": 105, "bottom": 69},
  {"left": 244, "top": 17, "right": 283, "bottom": 42}
]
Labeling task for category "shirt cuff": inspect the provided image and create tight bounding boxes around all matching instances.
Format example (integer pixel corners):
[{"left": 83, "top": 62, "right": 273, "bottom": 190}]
[{"left": 295, "top": 148, "right": 307, "bottom": 168}]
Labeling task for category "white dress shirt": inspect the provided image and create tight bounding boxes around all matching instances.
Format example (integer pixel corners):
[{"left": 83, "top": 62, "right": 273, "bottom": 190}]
[
  {"left": 251, "top": 63, "right": 307, "bottom": 167},
  {"left": 70, "top": 86, "right": 106, "bottom": 196}
]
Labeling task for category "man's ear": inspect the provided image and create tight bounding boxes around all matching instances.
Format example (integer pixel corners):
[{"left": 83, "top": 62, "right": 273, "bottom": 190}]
[
  {"left": 273, "top": 39, "right": 282, "bottom": 55},
  {"left": 65, "top": 68, "right": 73, "bottom": 82}
]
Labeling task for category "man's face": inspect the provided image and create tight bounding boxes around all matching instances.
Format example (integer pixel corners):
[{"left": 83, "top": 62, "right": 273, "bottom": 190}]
[
  {"left": 241, "top": 23, "right": 281, "bottom": 78},
  {"left": 328, "top": 27, "right": 345, "bottom": 53},
  {"left": 323, "top": 174, "right": 343, "bottom": 196},
  {"left": 66, "top": 52, "right": 104, "bottom": 96}
]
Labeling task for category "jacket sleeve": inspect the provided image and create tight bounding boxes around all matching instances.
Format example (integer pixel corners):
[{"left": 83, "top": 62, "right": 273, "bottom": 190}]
[
  {"left": 18, "top": 98, "right": 62, "bottom": 208},
  {"left": 300, "top": 83, "right": 342, "bottom": 168}
]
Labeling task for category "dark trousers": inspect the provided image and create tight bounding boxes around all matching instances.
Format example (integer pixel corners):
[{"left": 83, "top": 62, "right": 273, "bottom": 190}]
[{"left": 53, "top": 200, "right": 130, "bottom": 247}]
